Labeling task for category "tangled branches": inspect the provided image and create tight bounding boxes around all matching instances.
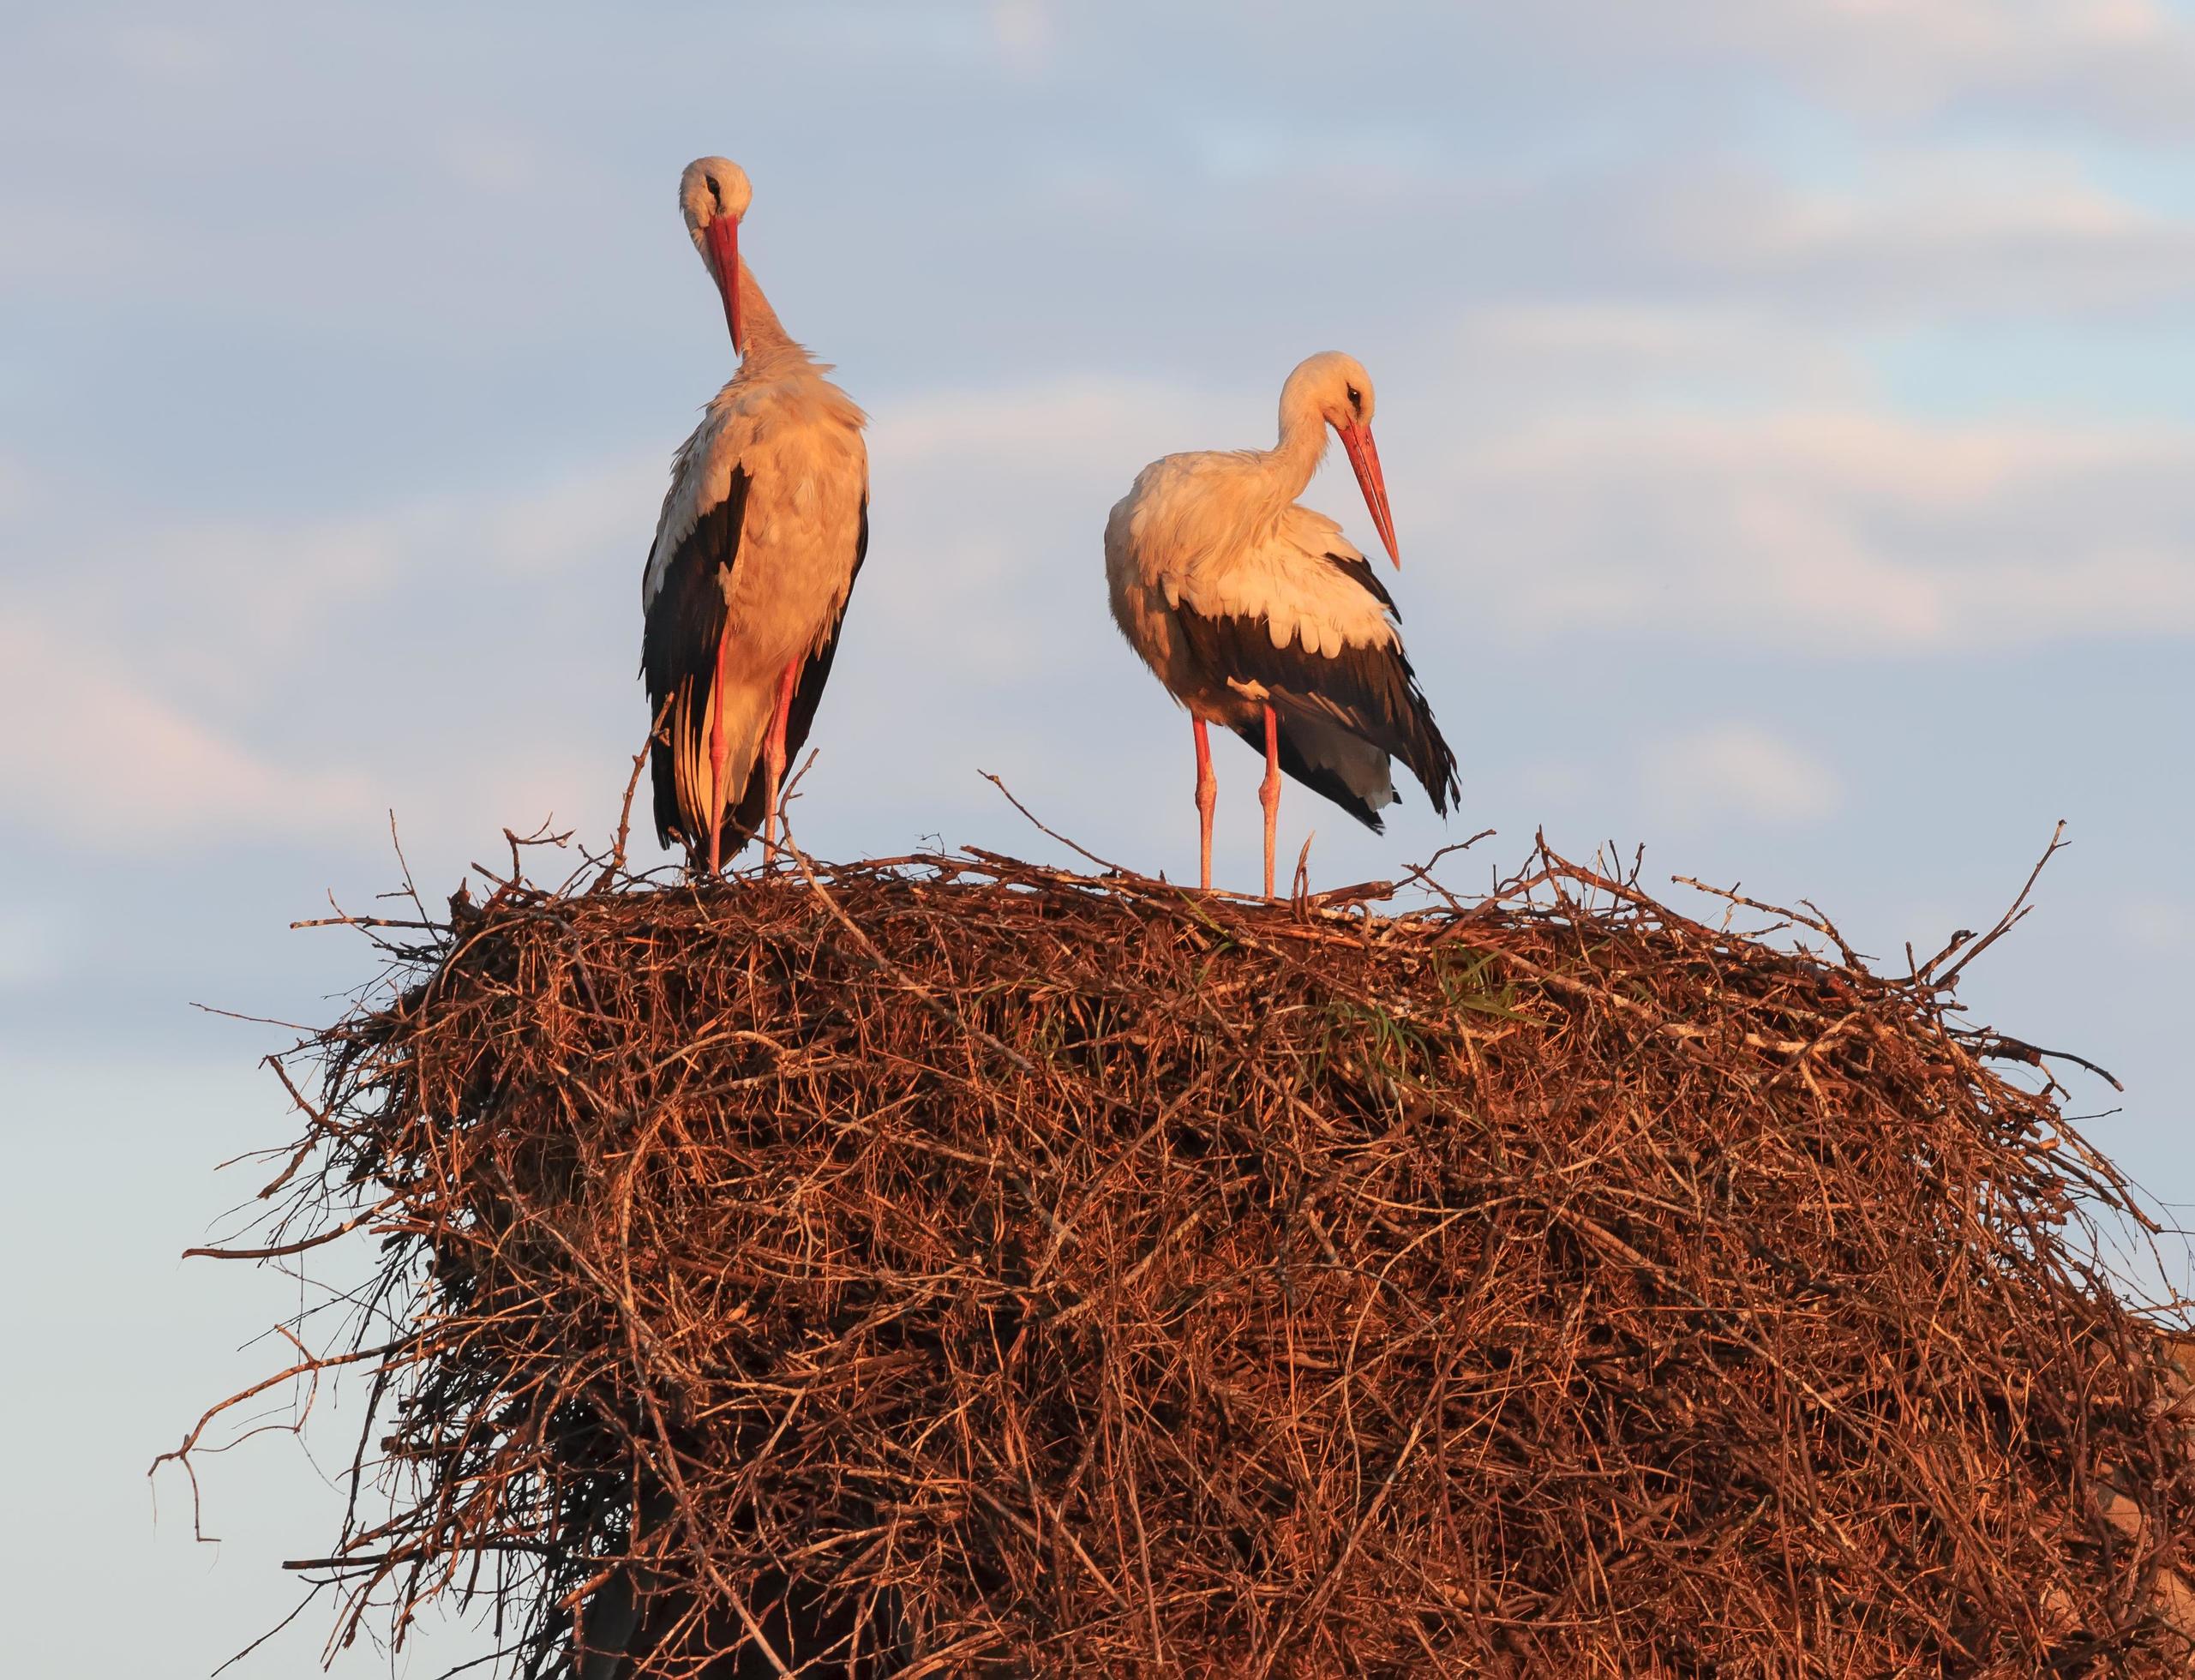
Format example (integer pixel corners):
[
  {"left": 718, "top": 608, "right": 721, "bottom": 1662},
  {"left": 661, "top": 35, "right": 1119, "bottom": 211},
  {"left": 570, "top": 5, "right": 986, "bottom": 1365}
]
[{"left": 163, "top": 837, "right": 2195, "bottom": 1676}]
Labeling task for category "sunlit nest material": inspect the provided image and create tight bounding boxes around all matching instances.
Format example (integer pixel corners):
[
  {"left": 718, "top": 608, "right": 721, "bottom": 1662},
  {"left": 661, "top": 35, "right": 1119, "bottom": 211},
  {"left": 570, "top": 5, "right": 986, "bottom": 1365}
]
[{"left": 169, "top": 824, "right": 2195, "bottom": 1678}]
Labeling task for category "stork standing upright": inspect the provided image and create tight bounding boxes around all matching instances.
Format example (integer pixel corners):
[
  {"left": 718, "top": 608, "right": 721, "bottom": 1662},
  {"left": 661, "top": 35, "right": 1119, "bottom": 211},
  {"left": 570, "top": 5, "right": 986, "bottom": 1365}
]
[
  {"left": 642, "top": 158, "right": 870, "bottom": 873},
  {"left": 1105, "top": 351, "right": 1459, "bottom": 897}
]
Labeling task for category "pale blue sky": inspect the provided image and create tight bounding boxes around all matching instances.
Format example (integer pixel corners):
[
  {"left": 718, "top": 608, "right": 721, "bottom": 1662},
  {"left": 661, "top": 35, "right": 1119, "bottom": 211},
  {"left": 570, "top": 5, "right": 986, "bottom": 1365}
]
[{"left": 3, "top": 3, "right": 2192, "bottom": 1674}]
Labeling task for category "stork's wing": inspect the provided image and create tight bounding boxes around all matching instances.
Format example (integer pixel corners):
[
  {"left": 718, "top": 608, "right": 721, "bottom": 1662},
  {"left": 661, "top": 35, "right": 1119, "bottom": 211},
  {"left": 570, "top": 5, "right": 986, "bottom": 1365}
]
[
  {"left": 1172, "top": 587, "right": 1459, "bottom": 826},
  {"left": 642, "top": 467, "right": 751, "bottom": 854},
  {"left": 723, "top": 496, "right": 869, "bottom": 848},
  {"left": 1317, "top": 548, "right": 1398, "bottom": 616}
]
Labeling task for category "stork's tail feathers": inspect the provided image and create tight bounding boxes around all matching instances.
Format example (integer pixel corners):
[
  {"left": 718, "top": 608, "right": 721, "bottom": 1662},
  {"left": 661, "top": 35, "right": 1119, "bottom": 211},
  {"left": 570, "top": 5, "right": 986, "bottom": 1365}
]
[
  {"left": 650, "top": 679, "right": 771, "bottom": 870},
  {"left": 1392, "top": 669, "right": 1460, "bottom": 818}
]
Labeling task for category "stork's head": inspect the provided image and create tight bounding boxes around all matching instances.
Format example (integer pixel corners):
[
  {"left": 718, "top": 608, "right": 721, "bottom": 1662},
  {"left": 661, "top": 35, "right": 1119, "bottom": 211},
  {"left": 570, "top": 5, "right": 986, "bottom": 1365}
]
[
  {"left": 680, "top": 157, "right": 753, "bottom": 354},
  {"left": 1283, "top": 351, "right": 1398, "bottom": 566}
]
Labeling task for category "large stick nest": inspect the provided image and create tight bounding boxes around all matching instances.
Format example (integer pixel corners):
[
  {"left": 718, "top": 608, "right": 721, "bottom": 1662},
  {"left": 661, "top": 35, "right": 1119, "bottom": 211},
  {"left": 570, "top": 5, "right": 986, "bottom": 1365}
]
[{"left": 173, "top": 836, "right": 2195, "bottom": 1677}]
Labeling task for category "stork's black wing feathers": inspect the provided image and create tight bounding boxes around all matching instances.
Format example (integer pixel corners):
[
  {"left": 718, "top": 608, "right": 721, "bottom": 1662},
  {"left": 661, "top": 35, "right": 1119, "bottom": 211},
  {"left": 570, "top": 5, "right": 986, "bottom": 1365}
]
[
  {"left": 1226, "top": 719, "right": 1391, "bottom": 833},
  {"left": 725, "top": 496, "right": 869, "bottom": 846},
  {"left": 1322, "top": 550, "right": 1397, "bottom": 616},
  {"left": 1173, "top": 603, "right": 1460, "bottom": 819},
  {"left": 641, "top": 467, "right": 750, "bottom": 854}
]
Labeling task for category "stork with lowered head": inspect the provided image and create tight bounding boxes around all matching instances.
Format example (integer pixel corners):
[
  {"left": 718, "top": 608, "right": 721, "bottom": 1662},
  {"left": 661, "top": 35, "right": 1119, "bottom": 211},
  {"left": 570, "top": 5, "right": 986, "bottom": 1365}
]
[
  {"left": 641, "top": 157, "right": 871, "bottom": 873},
  {"left": 1105, "top": 351, "right": 1459, "bottom": 897}
]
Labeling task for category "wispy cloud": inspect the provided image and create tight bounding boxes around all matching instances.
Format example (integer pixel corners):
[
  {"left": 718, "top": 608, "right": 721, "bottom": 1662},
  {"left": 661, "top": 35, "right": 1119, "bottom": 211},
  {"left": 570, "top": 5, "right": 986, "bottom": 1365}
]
[
  {"left": 1422, "top": 404, "right": 2195, "bottom": 654},
  {"left": 990, "top": 0, "right": 1058, "bottom": 78},
  {"left": 1493, "top": 0, "right": 2195, "bottom": 134},
  {"left": 103, "top": 20, "right": 227, "bottom": 84},
  {"left": 860, "top": 376, "right": 1231, "bottom": 684},
  {"left": 0, "top": 895, "right": 69, "bottom": 988},
  {"left": 1690, "top": 150, "right": 2195, "bottom": 315},
  {"left": 1642, "top": 723, "right": 1844, "bottom": 828},
  {"left": 0, "top": 452, "right": 661, "bottom": 862},
  {"left": 2114, "top": 897, "right": 2194, "bottom": 956},
  {"left": 0, "top": 612, "right": 372, "bottom": 846}
]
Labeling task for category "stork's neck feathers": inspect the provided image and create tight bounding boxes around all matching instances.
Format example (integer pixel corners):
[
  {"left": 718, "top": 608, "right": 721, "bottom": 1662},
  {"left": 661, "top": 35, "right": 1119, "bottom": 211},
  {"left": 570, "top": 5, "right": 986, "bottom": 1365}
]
[
  {"left": 734, "top": 261, "right": 813, "bottom": 374},
  {"left": 1253, "top": 387, "right": 1333, "bottom": 504},
  {"left": 705, "top": 258, "right": 865, "bottom": 440}
]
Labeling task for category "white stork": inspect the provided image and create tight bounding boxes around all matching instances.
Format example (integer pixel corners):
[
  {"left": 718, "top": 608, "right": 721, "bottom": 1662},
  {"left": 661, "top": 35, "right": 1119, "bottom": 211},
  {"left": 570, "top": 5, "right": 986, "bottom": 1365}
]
[
  {"left": 642, "top": 158, "right": 870, "bottom": 873},
  {"left": 1105, "top": 351, "right": 1459, "bottom": 896}
]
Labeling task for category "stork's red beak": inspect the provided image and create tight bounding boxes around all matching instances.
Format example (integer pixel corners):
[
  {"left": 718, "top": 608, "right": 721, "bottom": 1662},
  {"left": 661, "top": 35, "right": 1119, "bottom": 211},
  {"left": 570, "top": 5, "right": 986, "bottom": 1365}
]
[
  {"left": 707, "top": 213, "right": 744, "bottom": 355},
  {"left": 1338, "top": 420, "right": 1399, "bottom": 567}
]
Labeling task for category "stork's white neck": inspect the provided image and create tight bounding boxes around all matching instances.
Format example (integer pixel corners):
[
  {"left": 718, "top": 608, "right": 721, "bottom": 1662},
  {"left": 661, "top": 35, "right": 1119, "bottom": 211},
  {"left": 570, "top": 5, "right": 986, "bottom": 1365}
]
[{"left": 1256, "top": 388, "right": 1333, "bottom": 503}]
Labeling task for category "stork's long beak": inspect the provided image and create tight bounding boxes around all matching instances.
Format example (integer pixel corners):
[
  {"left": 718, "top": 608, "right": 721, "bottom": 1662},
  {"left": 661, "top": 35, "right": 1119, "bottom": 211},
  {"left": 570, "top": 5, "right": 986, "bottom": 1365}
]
[
  {"left": 707, "top": 214, "right": 744, "bottom": 356},
  {"left": 1338, "top": 420, "right": 1399, "bottom": 567}
]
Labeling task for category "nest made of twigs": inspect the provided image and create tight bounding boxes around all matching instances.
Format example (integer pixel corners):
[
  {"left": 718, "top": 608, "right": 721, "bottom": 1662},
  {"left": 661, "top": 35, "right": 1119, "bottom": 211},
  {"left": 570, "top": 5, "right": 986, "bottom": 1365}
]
[{"left": 167, "top": 835, "right": 2195, "bottom": 1677}]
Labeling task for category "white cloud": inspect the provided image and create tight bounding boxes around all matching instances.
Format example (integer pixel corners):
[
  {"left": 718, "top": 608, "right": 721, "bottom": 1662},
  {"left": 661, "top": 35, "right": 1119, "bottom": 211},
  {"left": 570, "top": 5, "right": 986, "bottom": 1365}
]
[
  {"left": 1514, "top": 146, "right": 2195, "bottom": 329},
  {"left": 0, "top": 448, "right": 660, "bottom": 863},
  {"left": 0, "top": 199, "right": 134, "bottom": 286},
  {"left": 1505, "top": 0, "right": 2195, "bottom": 134},
  {"left": 1448, "top": 303, "right": 1868, "bottom": 406},
  {"left": 1724, "top": 152, "right": 2195, "bottom": 314},
  {"left": 0, "top": 897, "right": 69, "bottom": 987},
  {"left": 479, "top": 458, "right": 663, "bottom": 578},
  {"left": 2114, "top": 898, "right": 2193, "bottom": 955},
  {"left": 1424, "top": 404, "right": 2195, "bottom": 654},
  {"left": 0, "top": 613, "right": 371, "bottom": 847},
  {"left": 872, "top": 375, "right": 1219, "bottom": 465},
  {"left": 104, "top": 21, "right": 226, "bottom": 84},
  {"left": 1643, "top": 724, "right": 1844, "bottom": 828},
  {"left": 441, "top": 128, "right": 535, "bottom": 195},
  {"left": 990, "top": 0, "right": 1057, "bottom": 77},
  {"left": 6, "top": 453, "right": 661, "bottom": 708},
  {"left": 1801, "top": 0, "right": 2195, "bottom": 130}
]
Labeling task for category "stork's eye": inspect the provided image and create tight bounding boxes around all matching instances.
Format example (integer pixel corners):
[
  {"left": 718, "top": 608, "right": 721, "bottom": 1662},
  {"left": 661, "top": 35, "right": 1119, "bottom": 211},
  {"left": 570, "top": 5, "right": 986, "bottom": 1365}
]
[
  {"left": 1346, "top": 385, "right": 1362, "bottom": 411},
  {"left": 705, "top": 175, "right": 722, "bottom": 201}
]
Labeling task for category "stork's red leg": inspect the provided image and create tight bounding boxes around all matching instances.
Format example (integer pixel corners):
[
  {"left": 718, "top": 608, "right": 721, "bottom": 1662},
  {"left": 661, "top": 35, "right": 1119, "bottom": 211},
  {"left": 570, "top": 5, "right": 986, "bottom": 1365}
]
[
  {"left": 761, "top": 657, "right": 798, "bottom": 862},
  {"left": 1192, "top": 717, "right": 1216, "bottom": 892},
  {"left": 1258, "top": 703, "right": 1281, "bottom": 900},
  {"left": 705, "top": 626, "right": 735, "bottom": 875}
]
